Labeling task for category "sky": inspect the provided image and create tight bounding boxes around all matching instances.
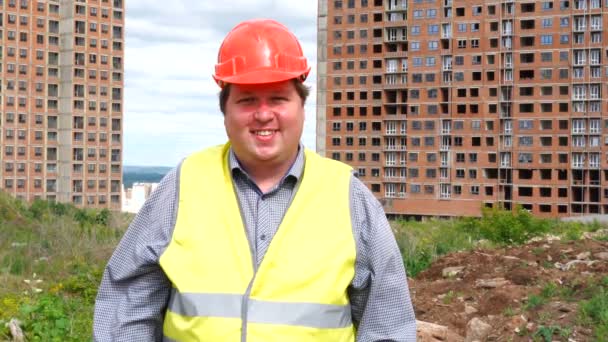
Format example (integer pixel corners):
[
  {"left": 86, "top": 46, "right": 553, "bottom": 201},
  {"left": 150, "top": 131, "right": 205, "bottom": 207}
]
[{"left": 123, "top": 1, "right": 318, "bottom": 166}]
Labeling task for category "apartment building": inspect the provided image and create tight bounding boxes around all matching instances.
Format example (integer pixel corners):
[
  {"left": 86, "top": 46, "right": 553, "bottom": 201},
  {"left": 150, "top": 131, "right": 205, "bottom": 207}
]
[
  {"left": 0, "top": 0, "right": 124, "bottom": 209},
  {"left": 318, "top": 0, "right": 608, "bottom": 217}
]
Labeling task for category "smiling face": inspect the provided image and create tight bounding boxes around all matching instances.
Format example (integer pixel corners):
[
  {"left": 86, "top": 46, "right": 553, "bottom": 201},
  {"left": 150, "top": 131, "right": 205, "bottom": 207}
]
[{"left": 223, "top": 80, "right": 305, "bottom": 175}]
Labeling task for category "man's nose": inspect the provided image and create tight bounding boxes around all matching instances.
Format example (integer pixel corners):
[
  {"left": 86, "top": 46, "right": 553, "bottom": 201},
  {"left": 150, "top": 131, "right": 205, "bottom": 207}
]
[{"left": 253, "top": 102, "right": 274, "bottom": 121}]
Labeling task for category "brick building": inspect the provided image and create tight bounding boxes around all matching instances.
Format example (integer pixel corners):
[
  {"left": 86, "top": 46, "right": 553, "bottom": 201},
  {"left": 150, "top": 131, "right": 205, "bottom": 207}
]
[
  {"left": 317, "top": 0, "right": 608, "bottom": 217},
  {"left": 0, "top": 0, "right": 124, "bottom": 209}
]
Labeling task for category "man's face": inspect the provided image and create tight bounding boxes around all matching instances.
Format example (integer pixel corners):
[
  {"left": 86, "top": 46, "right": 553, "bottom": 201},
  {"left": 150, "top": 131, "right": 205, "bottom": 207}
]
[{"left": 224, "top": 80, "right": 304, "bottom": 172}]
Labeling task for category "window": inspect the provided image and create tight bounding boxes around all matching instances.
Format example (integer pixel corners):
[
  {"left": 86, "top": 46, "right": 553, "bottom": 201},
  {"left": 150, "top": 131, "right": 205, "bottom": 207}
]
[
  {"left": 519, "top": 120, "right": 533, "bottom": 130},
  {"left": 540, "top": 34, "right": 553, "bottom": 45}
]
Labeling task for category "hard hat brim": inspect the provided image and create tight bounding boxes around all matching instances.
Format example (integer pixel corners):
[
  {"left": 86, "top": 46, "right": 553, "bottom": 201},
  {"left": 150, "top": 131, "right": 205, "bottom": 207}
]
[{"left": 213, "top": 67, "right": 310, "bottom": 86}]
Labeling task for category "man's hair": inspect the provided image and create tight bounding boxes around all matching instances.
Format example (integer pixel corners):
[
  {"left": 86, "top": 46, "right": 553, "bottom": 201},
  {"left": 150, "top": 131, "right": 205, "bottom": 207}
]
[{"left": 218, "top": 79, "right": 310, "bottom": 115}]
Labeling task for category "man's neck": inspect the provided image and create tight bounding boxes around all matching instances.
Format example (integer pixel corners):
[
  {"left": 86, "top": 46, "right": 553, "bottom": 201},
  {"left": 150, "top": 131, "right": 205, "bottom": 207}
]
[{"left": 238, "top": 156, "right": 298, "bottom": 194}]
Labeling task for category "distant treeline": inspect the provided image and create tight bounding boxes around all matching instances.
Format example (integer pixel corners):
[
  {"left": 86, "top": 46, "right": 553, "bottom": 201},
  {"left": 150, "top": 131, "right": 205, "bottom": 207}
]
[{"left": 123, "top": 172, "right": 167, "bottom": 188}]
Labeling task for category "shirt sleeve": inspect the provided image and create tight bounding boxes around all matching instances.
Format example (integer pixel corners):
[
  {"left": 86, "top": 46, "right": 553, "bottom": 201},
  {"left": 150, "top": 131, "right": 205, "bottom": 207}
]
[
  {"left": 93, "top": 168, "right": 179, "bottom": 342},
  {"left": 348, "top": 176, "right": 417, "bottom": 342}
]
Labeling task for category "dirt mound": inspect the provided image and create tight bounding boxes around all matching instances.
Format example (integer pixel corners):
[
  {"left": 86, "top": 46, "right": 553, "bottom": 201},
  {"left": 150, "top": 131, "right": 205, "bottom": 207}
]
[{"left": 411, "top": 235, "right": 608, "bottom": 341}]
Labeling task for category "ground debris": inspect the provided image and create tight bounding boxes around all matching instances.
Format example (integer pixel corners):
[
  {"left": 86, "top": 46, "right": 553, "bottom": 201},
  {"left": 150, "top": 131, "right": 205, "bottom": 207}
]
[
  {"left": 410, "top": 236, "right": 607, "bottom": 341},
  {"left": 8, "top": 318, "right": 24, "bottom": 342}
]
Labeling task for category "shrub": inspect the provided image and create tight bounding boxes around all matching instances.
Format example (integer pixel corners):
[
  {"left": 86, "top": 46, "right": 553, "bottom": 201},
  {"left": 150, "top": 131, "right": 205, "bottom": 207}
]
[{"left": 478, "top": 205, "right": 551, "bottom": 245}]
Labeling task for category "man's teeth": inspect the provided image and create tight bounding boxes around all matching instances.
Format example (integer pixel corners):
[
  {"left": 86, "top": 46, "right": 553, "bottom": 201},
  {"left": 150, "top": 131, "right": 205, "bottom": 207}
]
[{"left": 256, "top": 130, "right": 273, "bottom": 136}]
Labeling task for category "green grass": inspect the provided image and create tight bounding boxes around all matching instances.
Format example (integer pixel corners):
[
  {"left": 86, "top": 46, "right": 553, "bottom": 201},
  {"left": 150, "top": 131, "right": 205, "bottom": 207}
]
[
  {"left": 578, "top": 277, "right": 608, "bottom": 340},
  {"left": 524, "top": 294, "right": 546, "bottom": 311},
  {"left": 540, "top": 282, "right": 558, "bottom": 299},
  {"left": 0, "top": 192, "right": 130, "bottom": 341}
]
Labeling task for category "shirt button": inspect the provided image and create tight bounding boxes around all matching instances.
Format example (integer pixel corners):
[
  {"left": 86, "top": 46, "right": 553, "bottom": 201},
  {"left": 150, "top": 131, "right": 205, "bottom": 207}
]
[{"left": 260, "top": 235, "right": 267, "bottom": 241}]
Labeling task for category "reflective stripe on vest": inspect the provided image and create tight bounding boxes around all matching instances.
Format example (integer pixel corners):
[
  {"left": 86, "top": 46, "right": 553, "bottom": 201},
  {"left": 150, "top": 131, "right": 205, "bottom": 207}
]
[{"left": 167, "top": 289, "right": 352, "bottom": 329}]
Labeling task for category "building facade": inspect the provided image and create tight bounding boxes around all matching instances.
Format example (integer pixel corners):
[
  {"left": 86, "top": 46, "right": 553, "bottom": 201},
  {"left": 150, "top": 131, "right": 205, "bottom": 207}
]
[
  {"left": 318, "top": 0, "right": 608, "bottom": 217},
  {"left": 0, "top": 0, "right": 124, "bottom": 209}
]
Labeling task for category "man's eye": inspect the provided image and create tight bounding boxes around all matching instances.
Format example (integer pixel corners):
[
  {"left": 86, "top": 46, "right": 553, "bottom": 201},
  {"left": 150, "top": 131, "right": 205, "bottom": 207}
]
[{"left": 237, "top": 98, "right": 254, "bottom": 104}]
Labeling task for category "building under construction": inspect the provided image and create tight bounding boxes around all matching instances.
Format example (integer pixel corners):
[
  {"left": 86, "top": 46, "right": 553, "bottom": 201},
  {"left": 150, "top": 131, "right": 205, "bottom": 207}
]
[
  {"left": 317, "top": 0, "right": 608, "bottom": 217},
  {"left": 0, "top": 0, "right": 124, "bottom": 209}
]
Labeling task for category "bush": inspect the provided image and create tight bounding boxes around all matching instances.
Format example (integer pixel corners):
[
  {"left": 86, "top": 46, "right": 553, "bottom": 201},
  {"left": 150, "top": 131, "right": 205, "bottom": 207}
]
[
  {"left": 478, "top": 205, "right": 551, "bottom": 245},
  {"left": 18, "top": 293, "right": 93, "bottom": 341}
]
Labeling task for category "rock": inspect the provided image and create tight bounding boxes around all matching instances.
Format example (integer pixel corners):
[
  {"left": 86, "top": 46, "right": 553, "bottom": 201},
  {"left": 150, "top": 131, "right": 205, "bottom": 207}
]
[
  {"left": 594, "top": 252, "right": 608, "bottom": 260},
  {"left": 464, "top": 304, "right": 478, "bottom": 315},
  {"left": 583, "top": 229, "right": 608, "bottom": 239},
  {"left": 577, "top": 251, "right": 591, "bottom": 260},
  {"left": 510, "top": 315, "right": 527, "bottom": 326},
  {"left": 475, "top": 278, "right": 510, "bottom": 288},
  {"left": 554, "top": 260, "right": 597, "bottom": 271},
  {"left": 442, "top": 266, "right": 465, "bottom": 278},
  {"left": 8, "top": 318, "right": 24, "bottom": 342},
  {"left": 547, "top": 254, "right": 552, "bottom": 261},
  {"left": 417, "top": 320, "right": 449, "bottom": 341},
  {"left": 465, "top": 317, "right": 492, "bottom": 342}
]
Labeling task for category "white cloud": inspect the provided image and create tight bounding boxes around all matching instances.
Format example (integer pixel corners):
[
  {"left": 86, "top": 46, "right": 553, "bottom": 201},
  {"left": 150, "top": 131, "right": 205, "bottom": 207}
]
[{"left": 124, "top": 0, "right": 318, "bottom": 166}]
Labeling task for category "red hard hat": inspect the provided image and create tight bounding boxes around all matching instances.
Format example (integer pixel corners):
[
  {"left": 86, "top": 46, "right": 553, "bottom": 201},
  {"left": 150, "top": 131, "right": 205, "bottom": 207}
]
[{"left": 213, "top": 19, "right": 310, "bottom": 87}]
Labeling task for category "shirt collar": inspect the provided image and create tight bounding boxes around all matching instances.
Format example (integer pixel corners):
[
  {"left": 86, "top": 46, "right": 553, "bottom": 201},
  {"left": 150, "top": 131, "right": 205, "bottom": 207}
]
[{"left": 228, "top": 144, "right": 305, "bottom": 182}]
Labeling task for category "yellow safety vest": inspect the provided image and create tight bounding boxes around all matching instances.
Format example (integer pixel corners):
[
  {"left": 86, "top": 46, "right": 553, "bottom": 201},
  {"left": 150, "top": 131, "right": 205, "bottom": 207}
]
[{"left": 159, "top": 143, "right": 356, "bottom": 342}]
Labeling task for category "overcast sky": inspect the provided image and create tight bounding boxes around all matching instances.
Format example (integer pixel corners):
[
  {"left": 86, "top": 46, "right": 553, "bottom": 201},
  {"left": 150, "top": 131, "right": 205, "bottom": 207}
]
[{"left": 123, "top": 1, "right": 318, "bottom": 166}]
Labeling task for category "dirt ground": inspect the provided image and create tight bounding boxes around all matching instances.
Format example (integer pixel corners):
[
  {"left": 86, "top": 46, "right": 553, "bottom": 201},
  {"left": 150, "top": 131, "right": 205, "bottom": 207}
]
[{"left": 410, "top": 232, "right": 608, "bottom": 341}]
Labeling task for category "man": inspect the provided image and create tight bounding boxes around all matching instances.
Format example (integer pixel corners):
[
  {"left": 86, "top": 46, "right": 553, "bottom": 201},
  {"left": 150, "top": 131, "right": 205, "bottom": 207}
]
[{"left": 94, "top": 19, "right": 416, "bottom": 341}]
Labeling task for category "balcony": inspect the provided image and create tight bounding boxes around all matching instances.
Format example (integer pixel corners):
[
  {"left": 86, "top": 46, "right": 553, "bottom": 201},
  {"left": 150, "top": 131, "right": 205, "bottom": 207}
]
[
  {"left": 572, "top": 162, "right": 584, "bottom": 168},
  {"left": 572, "top": 128, "right": 586, "bottom": 134},
  {"left": 385, "top": 35, "right": 407, "bottom": 43},
  {"left": 386, "top": 2, "right": 407, "bottom": 11}
]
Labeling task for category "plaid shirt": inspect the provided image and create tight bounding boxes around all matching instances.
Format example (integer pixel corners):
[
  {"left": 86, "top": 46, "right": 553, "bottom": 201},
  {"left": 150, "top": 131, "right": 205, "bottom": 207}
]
[{"left": 93, "top": 146, "right": 416, "bottom": 341}]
